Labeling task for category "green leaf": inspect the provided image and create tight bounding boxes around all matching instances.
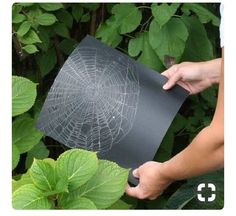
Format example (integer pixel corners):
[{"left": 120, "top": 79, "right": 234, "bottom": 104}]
[
  {"left": 149, "top": 17, "right": 189, "bottom": 65},
  {"left": 181, "top": 3, "right": 220, "bottom": 26},
  {"left": 56, "top": 149, "right": 98, "bottom": 191},
  {"left": 36, "top": 47, "right": 57, "bottom": 77},
  {"left": 12, "top": 76, "right": 37, "bottom": 117},
  {"left": 96, "top": 20, "right": 122, "bottom": 47},
  {"left": 12, "top": 184, "right": 53, "bottom": 209},
  {"left": 80, "top": 13, "right": 90, "bottom": 22},
  {"left": 18, "top": 3, "right": 34, "bottom": 7},
  {"left": 76, "top": 160, "right": 129, "bottom": 209},
  {"left": 107, "top": 199, "right": 132, "bottom": 209},
  {"left": 35, "top": 13, "right": 57, "bottom": 26},
  {"left": 56, "top": 9, "right": 73, "bottom": 28},
  {"left": 37, "top": 27, "right": 51, "bottom": 51},
  {"left": 111, "top": 3, "right": 142, "bottom": 34},
  {"left": 12, "top": 171, "right": 33, "bottom": 193},
  {"left": 58, "top": 38, "right": 78, "bottom": 55},
  {"left": 166, "top": 170, "right": 224, "bottom": 209},
  {"left": 151, "top": 3, "right": 180, "bottom": 27},
  {"left": 19, "top": 29, "right": 42, "bottom": 45},
  {"left": 128, "top": 32, "right": 164, "bottom": 71},
  {"left": 12, "top": 116, "right": 43, "bottom": 153},
  {"left": 71, "top": 5, "right": 84, "bottom": 22},
  {"left": 12, "top": 144, "right": 20, "bottom": 170},
  {"left": 166, "top": 184, "right": 196, "bottom": 209},
  {"left": 171, "top": 113, "right": 187, "bottom": 132},
  {"left": 30, "top": 159, "right": 56, "bottom": 191},
  {"left": 154, "top": 129, "right": 174, "bottom": 162},
  {"left": 81, "top": 3, "right": 100, "bottom": 11},
  {"left": 12, "top": 14, "right": 25, "bottom": 23},
  {"left": 181, "top": 16, "right": 214, "bottom": 62},
  {"left": 201, "top": 86, "right": 217, "bottom": 108},
  {"left": 25, "top": 141, "right": 49, "bottom": 169},
  {"left": 29, "top": 158, "right": 68, "bottom": 195},
  {"left": 22, "top": 44, "right": 39, "bottom": 54},
  {"left": 17, "top": 21, "right": 31, "bottom": 37},
  {"left": 39, "top": 3, "right": 64, "bottom": 11},
  {"left": 128, "top": 34, "right": 143, "bottom": 57},
  {"left": 59, "top": 196, "right": 97, "bottom": 209},
  {"left": 53, "top": 22, "right": 70, "bottom": 38}
]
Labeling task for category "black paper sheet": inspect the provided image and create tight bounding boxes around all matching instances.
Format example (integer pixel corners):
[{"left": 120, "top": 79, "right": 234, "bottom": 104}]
[{"left": 36, "top": 35, "right": 189, "bottom": 185}]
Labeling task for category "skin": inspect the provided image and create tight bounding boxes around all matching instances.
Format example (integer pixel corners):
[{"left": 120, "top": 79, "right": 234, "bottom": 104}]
[{"left": 126, "top": 49, "right": 224, "bottom": 200}]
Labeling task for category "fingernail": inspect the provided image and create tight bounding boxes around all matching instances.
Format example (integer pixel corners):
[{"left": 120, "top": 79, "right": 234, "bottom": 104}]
[
  {"left": 163, "top": 84, "right": 168, "bottom": 89},
  {"left": 133, "top": 169, "right": 138, "bottom": 176}
]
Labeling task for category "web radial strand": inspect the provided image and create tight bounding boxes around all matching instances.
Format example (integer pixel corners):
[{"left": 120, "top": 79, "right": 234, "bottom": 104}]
[{"left": 37, "top": 46, "right": 140, "bottom": 153}]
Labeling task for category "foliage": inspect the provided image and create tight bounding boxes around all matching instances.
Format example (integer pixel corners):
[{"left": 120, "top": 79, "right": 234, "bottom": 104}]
[
  {"left": 12, "top": 149, "right": 129, "bottom": 209},
  {"left": 12, "top": 2, "right": 222, "bottom": 210}
]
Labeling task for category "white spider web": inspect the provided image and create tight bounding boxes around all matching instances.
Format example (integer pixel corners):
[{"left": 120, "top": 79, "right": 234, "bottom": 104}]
[{"left": 36, "top": 46, "right": 140, "bottom": 153}]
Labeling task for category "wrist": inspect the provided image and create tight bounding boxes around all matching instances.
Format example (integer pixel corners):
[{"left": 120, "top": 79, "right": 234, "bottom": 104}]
[
  {"left": 158, "top": 161, "right": 177, "bottom": 183},
  {"left": 202, "top": 59, "right": 222, "bottom": 85}
]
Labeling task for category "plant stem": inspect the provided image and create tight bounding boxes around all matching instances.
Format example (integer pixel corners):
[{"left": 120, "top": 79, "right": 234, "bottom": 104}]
[{"left": 124, "top": 34, "right": 135, "bottom": 39}]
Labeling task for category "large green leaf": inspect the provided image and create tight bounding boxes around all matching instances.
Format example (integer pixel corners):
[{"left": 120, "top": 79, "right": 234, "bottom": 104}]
[
  {"left": 166, "top": 170, "right": 224, "bottom": 209},
  {"left": 181, "top": 3, "right": 220, "bottom": 26},
  {"left": 111, "top": 3, "right": 142, "bottom": 34},
  {"left": 12, "top": 76, "right": 37, "bottom": 117},
  {"left": 151, "top": 3, "right": 180, "bottom": 27},
  {"left": 75, "top": 160, "right": 129, "bottom": 209},
  {"left": 71, "top": 5, "right": 83, "bottom": 22},
  {"left": 17, "top": 21, "right": 31, "bottom": 37},
  {"left": 12, "top": 144, "right": 20, "bottom": 170},
  {"left": 12, "top": 184, "right": 53, "bottom": 209},
  {"left": 56, "top": 9, "right": 73, "bottom": 28},
  {"left": 12, "top": 14, "right": 25, "bottom": 24},
  {"left": 22, "top": 44, "right": 39, "bottom": 54},
  {"left": 149, "top": 18, "right": 189, "bottom": 65},
  {"left": 181, "top": 16, "right": 214, "bottom": 62},
  {"left": 95, "top": 20, "right": 122, "bottom": 47},
  {"left": 128, "top": 32, "right": 164, "bottom": 71},
  {"left": 30, "top": 159, "right": 56, "bottom": 191},
  {"left": 59, "top": 195, "right": 97, "bottom": 209},
  {"left": 53, "top": 22, "right": 70, "bottom": 38},
  {"left": 39, "top": 3, "right": 64, "bottom": 11},
  {"left": 59, "top": 38, "right": 78, "bottom": 55},
  {"left": 56, "top": 149, "right": 98, "bottom": 191},
  {"left": 35, "top": 13, "right": 57, "bottom": 26},
  {"left": 107, "top": 199, "right": 132, "bottom": 209},
  {"left": 12, "top": 171, "right": 33, "bottom": 193},
  {"left": 12, "top": 116, "right": 43, "bottom": 153},
  {"left": 25, "top": 141, "right": 49, "bottom": 169},
  {"left": 19, "top": 29, "right": 42, "bottom": 45},
  {"left": 36, "top": 47, "right": 57, "bottom": 77}
]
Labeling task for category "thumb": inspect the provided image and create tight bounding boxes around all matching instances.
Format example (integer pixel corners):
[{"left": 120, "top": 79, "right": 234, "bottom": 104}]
[
  {"left": 163, "top": 72, "right": 182, "bottom": 90},
  {"left": 132, "top": 168, "right": 140, "bottom": 178}
]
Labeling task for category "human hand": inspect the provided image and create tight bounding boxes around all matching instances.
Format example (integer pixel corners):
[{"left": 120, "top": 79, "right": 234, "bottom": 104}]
[
  {"left": 125, "top": 161, "right": 173, "bottom": 200},
  {"left": 162, "top": 60, "right": 221, "bottom": 94}
]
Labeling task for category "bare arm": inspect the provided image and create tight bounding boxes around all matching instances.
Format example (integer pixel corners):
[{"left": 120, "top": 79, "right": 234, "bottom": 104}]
[{"left": 126, "top": 50, "right": 224, "bottom": 200}]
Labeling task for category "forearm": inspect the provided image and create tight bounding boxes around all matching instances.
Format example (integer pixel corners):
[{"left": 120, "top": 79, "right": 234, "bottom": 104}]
[{"left": 161, "top": 125, "right": 224, "bottom": 181}]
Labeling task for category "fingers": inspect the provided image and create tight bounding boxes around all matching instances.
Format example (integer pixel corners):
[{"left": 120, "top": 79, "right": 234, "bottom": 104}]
[
  {"left": 125, "top": 184, "right": 142, "bottom": 198},
  {"left": 162, "top": 65, "right": 183, "bottom": 90},
  {"left": 161, "top": 65, "right": 178, "bottom": 78},
  {"left": 163, "top": 72, "right": 182, "bottom": 90},
  {"left": 132, "top": 169, "right": 139, "bottom": 178},
  {"left": 126, "top": 184, "right": 163, "bottom": 200}
]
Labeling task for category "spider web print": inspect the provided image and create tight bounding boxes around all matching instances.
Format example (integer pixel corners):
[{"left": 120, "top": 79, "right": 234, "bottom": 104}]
[{"left": 36, "top": 46, "right": 140, "bottom": 153}]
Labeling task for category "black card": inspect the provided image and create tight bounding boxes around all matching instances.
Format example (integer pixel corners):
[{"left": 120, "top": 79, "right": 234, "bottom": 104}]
[{"left": 36, "top": 35, "right": 189, "bottom": 185}]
